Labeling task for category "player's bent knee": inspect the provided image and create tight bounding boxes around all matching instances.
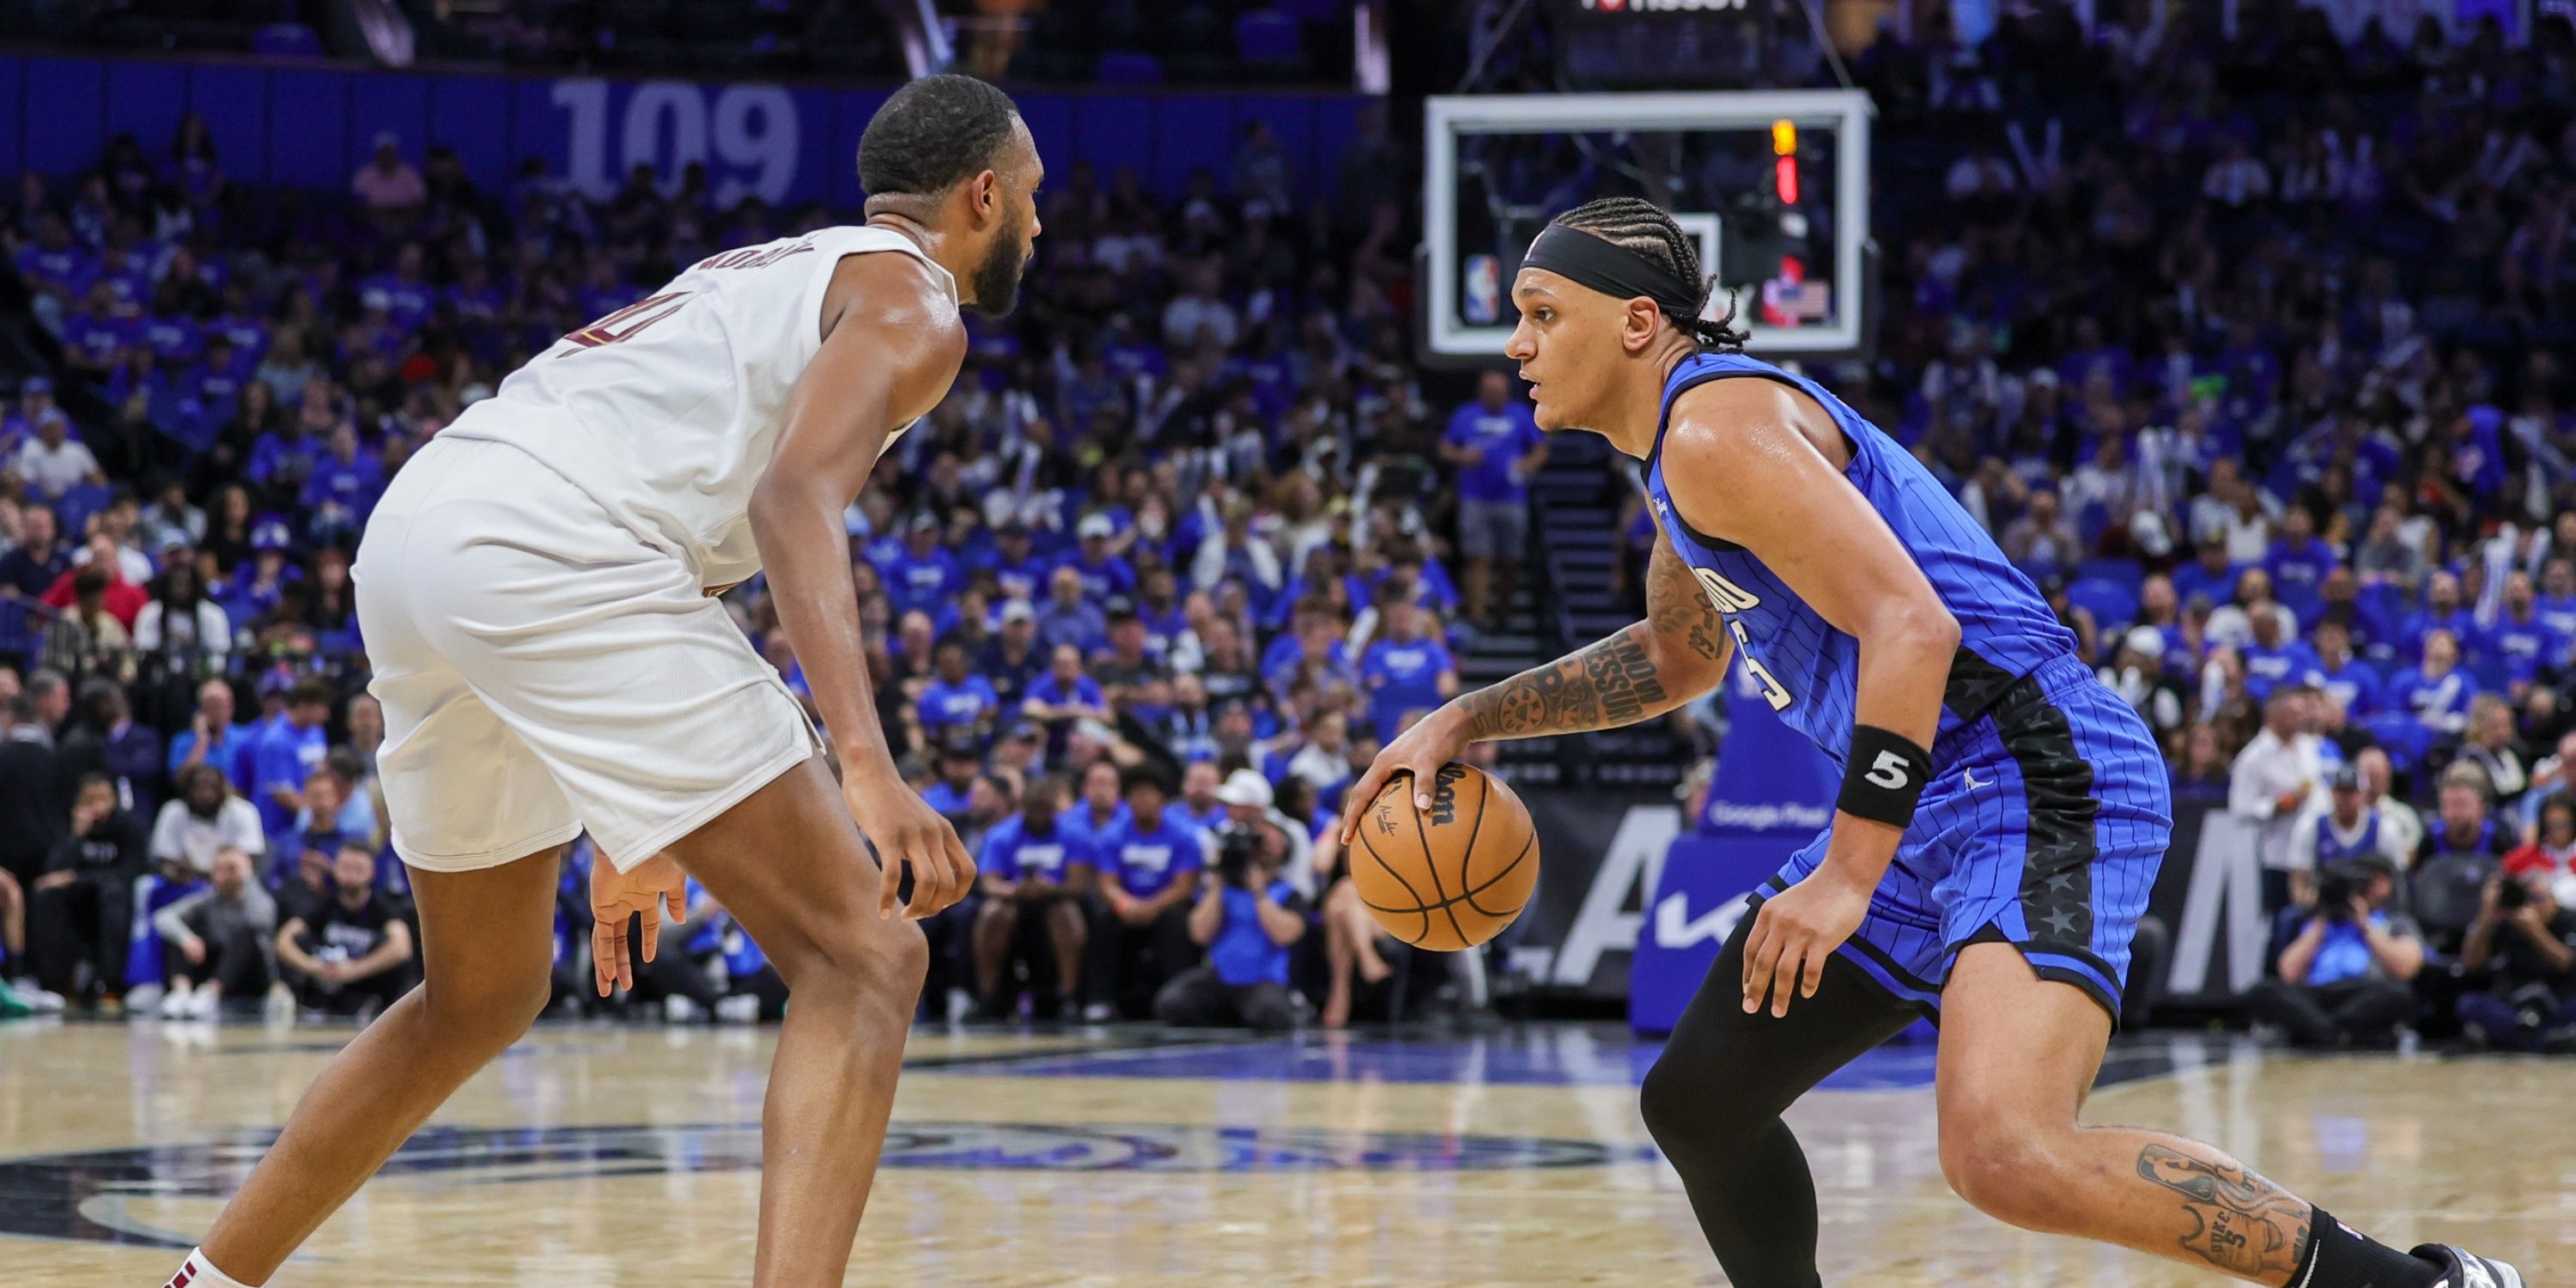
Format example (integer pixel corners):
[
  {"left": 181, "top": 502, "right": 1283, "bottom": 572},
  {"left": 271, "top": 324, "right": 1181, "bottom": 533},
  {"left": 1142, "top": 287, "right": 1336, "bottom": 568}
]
[
  {"left": 1937, "top": 1121, "right": 2081, "bottom": 1231},
  {"left": 781, "top": 920, "right": 930, "bottom": 1012},
  {"left": 422, "top": 969, "right": 550, "bottom": 1049}
]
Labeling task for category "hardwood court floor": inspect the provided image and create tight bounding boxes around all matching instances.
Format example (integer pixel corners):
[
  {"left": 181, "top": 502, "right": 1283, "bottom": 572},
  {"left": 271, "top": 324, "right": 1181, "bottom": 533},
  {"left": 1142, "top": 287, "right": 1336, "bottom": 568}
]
[{"left": 0, "top": 1019, "right": 2565, "bottom": 1285}]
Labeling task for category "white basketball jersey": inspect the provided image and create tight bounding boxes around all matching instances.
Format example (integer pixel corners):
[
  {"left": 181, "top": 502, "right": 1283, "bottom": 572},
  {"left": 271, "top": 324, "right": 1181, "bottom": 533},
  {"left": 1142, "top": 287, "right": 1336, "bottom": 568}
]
[{"left": 440, "top": 224, "right": 957, "bottom": 591}]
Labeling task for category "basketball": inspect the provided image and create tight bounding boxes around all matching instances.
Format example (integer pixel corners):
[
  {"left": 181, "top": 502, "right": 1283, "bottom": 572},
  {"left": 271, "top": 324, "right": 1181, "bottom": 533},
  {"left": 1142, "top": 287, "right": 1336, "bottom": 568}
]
[{"left": 1348, "top": 764, "right": 1540, "bottom": 951}]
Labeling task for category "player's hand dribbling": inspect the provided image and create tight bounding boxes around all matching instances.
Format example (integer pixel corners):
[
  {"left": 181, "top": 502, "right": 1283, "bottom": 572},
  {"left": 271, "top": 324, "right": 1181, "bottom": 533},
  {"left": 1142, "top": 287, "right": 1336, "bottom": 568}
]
[
  {"left": 1339, "top": 705, "right": 1471, "bottom": 846},
  {"left": 1741, "top": 870, "right": 1871, "bottom": 1018},
  {"left": 847, "top": 774, "right": 976, "bottom": 920}
]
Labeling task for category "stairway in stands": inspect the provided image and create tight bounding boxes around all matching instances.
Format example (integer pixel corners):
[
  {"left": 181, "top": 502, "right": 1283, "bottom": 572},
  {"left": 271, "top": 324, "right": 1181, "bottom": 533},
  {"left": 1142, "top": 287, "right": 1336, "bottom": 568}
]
[{"left": 1449, "top": 433, "right": 1695, "bottom": 793}]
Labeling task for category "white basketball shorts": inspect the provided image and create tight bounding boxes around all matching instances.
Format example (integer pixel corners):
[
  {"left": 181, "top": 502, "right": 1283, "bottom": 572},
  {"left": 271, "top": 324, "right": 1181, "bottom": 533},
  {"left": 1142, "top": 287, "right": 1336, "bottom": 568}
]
[{"left": 354, "top": 434, "right": 819, "bottom": 874}]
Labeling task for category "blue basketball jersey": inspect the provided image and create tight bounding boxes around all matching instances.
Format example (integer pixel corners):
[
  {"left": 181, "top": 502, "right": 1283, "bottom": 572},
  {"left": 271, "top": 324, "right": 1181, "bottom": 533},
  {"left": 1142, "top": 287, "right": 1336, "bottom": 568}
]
[
  {"left": 1643, "top": 352, "right": 2079, "bottom": 766},
  {"left": 2312, "top": 811, "right": 2385, "bottom": 867}
]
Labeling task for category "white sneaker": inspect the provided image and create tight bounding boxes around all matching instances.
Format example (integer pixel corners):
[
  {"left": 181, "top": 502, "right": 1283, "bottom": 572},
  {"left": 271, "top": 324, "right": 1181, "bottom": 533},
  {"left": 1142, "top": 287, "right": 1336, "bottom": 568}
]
[
  {"left": 1080, "top": 1001, "right": 1115, "bottom": 1024},
  {"left": 125, "top": 982, "right": 164, "bottom": 1018},
  {"left": 714, "top": 994, "right": 760, "bottom": 1024},
  {"left": 945, "top": 987, "right": 975, "bottom": 1024},
  {"left": 263, "top": 982, "right": 295, "bottom": 1024},
  {"left": 160, "top": 987, "right": 193, "bottom": 1019},
  {"left": 186, "top": 989, "right": 221, "bottom": 1021},
  {"left": 7, "top": 980, "right": 64, "bottom": 1014},
  {"left": 663, "top": 995, "right": 704, "bottom": 1024}
]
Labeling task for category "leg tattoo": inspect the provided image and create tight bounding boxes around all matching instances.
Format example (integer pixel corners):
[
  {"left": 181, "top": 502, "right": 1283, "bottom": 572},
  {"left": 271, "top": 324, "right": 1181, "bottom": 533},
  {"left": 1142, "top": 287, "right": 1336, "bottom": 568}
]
[{"left": 2135, "top": 1143, "right": 2312, "bottom": 1279}]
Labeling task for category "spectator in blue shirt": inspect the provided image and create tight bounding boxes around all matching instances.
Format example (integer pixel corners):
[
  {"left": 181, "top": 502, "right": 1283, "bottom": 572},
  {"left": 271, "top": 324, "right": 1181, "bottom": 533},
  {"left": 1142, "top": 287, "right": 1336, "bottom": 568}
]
[
  {"left": 248, "top": 678, "right": 332, "bottom": 839},
  {"left": 2304, "top": 620, "right": 2380, "bottom": 721},
  {"left": 1035, "top": 564, "right": 1107, "bottom": 656},
  {"left": 2239, "top": 605, "right": 2318, "bottom": 705},
  {"left": 1361, "top": 592, "right": 1459, "bottom": 743},
  {"left": 300, "top": 423, "right": 385, "bottom": 546},
  {"left": 1441, "top": 372, "right": 1546, "bottom": 629},
  {"left": 981, "top": 522, "right": 1050, "bottom": 605},
  {"left": 2169, "top": 538, "right": 2239, "bottom": 610},
  {"left": 916, "top": 641, "right": 1001, "bottom": 742},
  {"left": 2487, "top": 572, "right": 2567, "bottom": 693},
  {"left": 1092, "top": 766, "right": 1206, "bottom": 1018},
  {"left": 1023, "top": 643, "right": 1109, "bottom": 746},
  {"left": 1176, "top": 761, "right": 1229, "bottom": 832},
  {"left": 167, "top": 677, "right": 249, "bottom": 783},
  {"left": 2536, "top": 559, "right": 2576, "bottom": 643},
  {"left": 918, "top": 732, "right": 984, "bottom": 821},
  {"left": 2248, "top": 854, "right": 2422, "bottom": 1048},
  {"left": 2393, "top": 629, "right": 2475, "bottom": 741},
  {"left": 880, "top": 513, "right": 960, "bottom": 620},
  {"left": 971, "top": 775, "right": 1094, "bottom": 1018},
  {"left": 2261, "top": 506, "right": 2336, "bottom": 625},
  {"left": 1061, "top": 513, "right": 1136, "bottom": 601},
  {"left": 1155, "top": 816, "right": 1307, "bottom": 1031},
  {"left": 1062, "top": 758, "right": 1133, "bottom": 849},
  {"left": 2401, "top": 572, "right": 2480, "bottom": 667}
]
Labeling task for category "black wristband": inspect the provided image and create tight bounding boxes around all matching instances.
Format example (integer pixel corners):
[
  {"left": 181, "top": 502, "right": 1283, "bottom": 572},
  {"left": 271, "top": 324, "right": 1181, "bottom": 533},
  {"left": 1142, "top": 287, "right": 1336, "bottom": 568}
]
[{"left": 1838, "top": 726, "right": 1933, "bottom": 829}]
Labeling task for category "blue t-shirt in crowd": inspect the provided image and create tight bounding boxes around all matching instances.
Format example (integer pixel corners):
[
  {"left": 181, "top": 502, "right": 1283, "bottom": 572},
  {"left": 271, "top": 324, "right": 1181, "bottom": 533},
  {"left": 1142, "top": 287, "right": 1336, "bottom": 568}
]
[
  {"left": 1098, "top": 811, "right": 1206, "bottom": 899},
  {"left": 2304, "top": 911, "right": 2400, "bottom": 987},
  {"left": 2536, "top": 592, "right": 2576, "bottom": 643},
  {"left": 979, "top": 813, "right": 1094, "bottom": 884},
  {"left": 2306, "top": 656, "right": 2383, "bottom": 720},
  {"left": 1362, "top": 636, "right": 1455, "bottom": 740},
  {"left": 2402, "top": 606, "right": 2482, "bottom": 664},
  {"left": 2241, "top": 639, "right": 2320, "bottom": 702},
  {"left": 2170, "top": 559, "right": 2241, "bottom": 609},
  {"left": 167, "top": 722, "right": 253, "bottom": 780},
  {"left": 1029, "top": 671, "right": 1106, "bottom": 714},
  {"left": 1059, "top": 551, "right": 1136, "bottom": 601},
  {"left": 2392, "top": 665, "right": 2474, "bottom": 731},
  {"left": 881, "top": 548, "right": 960, "bottom": 617},
  {"left": 2263, "top": 536, "right": 2337, "bottom": 620},
  {"left": 250, "top": 719, "right": 327, "bottom": 836},
  {"left": 2485, "top": 613, "right": 2567, "bottom": 685},
  {"left": 920, "top": 778, "right": 975, "bottom": 818},
  {"left": 1060, "top": 801, "right": 1133, "bottom": 853},
  {"left": 1444, "top": 399, "right": 1543, "bottom": 503},
  {"left": 917, "top": 675, "right": 1000, "bottom": 734},
  {"left": 1208, "top": 878, "right": 1301, "bottom": 987}
]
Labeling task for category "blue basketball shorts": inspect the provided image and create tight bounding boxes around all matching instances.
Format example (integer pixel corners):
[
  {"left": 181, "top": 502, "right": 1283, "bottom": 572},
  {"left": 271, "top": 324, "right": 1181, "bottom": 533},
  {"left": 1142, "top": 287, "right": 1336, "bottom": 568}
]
[{"left": 1761, "top": 654, "right": 2173, "bottom": 1026}]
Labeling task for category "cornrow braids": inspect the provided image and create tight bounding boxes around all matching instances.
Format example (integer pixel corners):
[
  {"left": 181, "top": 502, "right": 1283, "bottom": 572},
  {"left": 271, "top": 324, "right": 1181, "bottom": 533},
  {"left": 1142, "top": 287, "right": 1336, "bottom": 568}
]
[{"left": 1552, "top": 197, "right": 1748, "bottom": 352}]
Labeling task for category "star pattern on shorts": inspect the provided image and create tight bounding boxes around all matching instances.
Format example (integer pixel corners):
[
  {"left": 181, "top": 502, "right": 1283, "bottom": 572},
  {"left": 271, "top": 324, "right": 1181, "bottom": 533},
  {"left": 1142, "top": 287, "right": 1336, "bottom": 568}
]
[{"left": 2040, "top": 907, "right": 2084, "bottom": 938}]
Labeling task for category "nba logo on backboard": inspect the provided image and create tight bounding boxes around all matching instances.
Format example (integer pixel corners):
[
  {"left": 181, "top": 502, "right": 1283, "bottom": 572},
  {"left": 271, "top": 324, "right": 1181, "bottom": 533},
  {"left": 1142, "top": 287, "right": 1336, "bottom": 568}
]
[{"left": 1464, "top": 254, "right": 1502, "bottom": 325}]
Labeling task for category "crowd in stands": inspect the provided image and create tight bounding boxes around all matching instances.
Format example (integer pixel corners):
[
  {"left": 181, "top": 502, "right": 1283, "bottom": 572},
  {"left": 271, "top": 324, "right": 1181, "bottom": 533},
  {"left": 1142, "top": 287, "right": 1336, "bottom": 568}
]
[
  {"left": 8, "top": 0, "right": 2576, "bottom": 1046},
  {"left": 1769, "top": 0, "right": 2576, "bottom": 1050},
  {"left": 0, "top": 80, "right": 1486, "bottom": 1030}
]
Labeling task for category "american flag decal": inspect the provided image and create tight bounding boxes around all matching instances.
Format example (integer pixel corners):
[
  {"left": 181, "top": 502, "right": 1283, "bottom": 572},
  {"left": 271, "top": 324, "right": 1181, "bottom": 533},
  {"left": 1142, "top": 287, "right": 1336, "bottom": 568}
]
[{"left": 560, "top": 292, "right": 695, "bottom": 351}]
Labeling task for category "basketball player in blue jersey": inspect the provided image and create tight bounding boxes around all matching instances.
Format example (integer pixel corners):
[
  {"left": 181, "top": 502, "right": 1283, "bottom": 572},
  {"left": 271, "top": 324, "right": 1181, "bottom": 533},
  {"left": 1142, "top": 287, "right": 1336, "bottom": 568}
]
[{"left": 1343, "top": 197, "right": 2519, "bottom": 1288}]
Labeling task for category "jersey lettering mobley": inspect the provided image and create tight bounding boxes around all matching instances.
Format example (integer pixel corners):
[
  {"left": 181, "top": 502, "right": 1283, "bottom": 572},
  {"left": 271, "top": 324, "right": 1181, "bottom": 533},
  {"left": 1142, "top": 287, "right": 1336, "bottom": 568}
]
[{"left": 440, "top": 225, "right": 957, "bottom": 592}]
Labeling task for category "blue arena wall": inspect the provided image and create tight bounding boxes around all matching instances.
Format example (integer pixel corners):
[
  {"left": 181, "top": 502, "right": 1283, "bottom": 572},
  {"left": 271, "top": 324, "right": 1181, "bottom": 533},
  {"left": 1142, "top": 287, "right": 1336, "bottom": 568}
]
[{"left": 0, "top": 53, "right": 1366, "bottom": 208}]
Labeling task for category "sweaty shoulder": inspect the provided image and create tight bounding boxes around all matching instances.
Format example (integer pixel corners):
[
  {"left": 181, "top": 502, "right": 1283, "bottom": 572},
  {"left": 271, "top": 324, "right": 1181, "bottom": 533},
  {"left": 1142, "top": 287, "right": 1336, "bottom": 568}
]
[
  {"left": 1663, "top": 374, "right": 1845, "bottom": 474},
  {"left": 818, "top": 246, "right": 964, "bottom": 359}
]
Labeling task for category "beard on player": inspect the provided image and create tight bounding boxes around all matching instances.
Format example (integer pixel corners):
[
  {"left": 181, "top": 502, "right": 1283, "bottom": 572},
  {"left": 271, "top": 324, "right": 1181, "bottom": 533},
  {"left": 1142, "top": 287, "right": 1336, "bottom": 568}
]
[{"left": 967, "top": 208, "right": 1032, "bottom": 317}]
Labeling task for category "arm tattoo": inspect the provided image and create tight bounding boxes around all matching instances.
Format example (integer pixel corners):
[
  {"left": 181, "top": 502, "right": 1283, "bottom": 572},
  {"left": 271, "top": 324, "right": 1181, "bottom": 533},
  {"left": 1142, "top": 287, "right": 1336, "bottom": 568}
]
[
  {"left": 1458, "top": 627, "right": 1670, "bottom": 740},
  {"left": 2135, "top": 1143, "right": 2313, "bottom": 1278},
  {"left": 1644, "top": 540, "right": 1728, "bottom": 663}
]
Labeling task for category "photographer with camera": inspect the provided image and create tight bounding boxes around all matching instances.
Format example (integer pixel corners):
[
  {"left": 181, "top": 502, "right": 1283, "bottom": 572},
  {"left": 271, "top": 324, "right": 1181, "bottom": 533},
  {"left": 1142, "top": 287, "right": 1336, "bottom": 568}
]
[
  {"left": 1153, "top": 817, "right": 1308, "bottom": 1031},
  {"left": 2458, "top": 798, "right": 2576, "bottom": 1052},
  {"left": 2249, "top": 853, "right": 2425, "bottom": 1048}
]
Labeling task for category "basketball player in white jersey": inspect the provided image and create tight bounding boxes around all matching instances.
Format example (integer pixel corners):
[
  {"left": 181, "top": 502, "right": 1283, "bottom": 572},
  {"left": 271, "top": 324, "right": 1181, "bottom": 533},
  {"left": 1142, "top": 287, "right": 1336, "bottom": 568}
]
[{"left": 162, "top": 76, "right": 1039, "bottom": 1288}]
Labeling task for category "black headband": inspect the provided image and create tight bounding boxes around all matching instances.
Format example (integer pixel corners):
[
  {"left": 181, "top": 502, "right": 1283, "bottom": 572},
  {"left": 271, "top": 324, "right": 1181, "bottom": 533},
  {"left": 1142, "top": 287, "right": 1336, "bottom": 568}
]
[{"left": 1520, "top": 223, "right": 1698, "bottom": 315}]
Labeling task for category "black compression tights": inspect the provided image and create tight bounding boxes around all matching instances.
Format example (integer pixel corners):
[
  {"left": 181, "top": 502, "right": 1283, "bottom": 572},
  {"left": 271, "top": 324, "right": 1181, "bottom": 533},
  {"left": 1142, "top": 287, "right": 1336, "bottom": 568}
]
[{"left": 1639, "top": 913, "right": 1920, "bottom": 1288}]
